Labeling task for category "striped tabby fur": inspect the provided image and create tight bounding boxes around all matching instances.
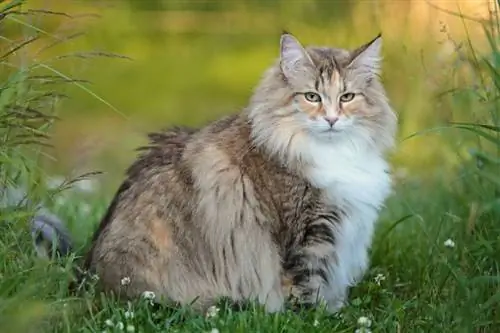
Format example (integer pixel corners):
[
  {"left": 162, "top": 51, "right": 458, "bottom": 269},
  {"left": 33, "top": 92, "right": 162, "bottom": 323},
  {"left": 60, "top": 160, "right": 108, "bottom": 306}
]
[{"left": 49, "top": 32, "right": 397, "bottom": 313}]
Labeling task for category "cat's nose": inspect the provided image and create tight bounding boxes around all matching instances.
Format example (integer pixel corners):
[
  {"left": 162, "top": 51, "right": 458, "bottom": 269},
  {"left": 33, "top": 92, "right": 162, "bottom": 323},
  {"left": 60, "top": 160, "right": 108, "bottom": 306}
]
[{"left": 323, "top": 116, "right": 339, "bottom": 127}]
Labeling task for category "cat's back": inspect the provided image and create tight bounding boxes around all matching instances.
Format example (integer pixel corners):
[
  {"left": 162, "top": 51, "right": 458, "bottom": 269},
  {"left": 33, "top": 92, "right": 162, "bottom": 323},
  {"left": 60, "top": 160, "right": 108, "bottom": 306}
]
[
  {"left": 112, "top": 125, "right": 199, "bottom": 216},
  {"left": 86, "top": 114, "right": 254, "bottom": 255}
]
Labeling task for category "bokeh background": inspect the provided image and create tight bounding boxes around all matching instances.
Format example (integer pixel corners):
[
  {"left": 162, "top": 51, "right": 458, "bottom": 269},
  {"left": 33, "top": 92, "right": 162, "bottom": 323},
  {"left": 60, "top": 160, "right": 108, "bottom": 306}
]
[{"left": 2, "top": 0, "right": 495, "bottom": 190}]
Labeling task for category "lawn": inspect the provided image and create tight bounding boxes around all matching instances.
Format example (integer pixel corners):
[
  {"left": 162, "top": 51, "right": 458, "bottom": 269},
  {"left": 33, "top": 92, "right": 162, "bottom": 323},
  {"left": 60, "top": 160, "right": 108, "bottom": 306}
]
[
  {"left": 1, "top": 1, "right": 499, "bottom": 332},
  {"left": 5, "top": 172, "right": 499, "bottom": 333}
]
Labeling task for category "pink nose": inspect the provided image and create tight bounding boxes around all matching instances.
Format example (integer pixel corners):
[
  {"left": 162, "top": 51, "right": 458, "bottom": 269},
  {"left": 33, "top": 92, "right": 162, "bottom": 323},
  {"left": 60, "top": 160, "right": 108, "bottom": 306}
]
[{"left": 323, "top": 116, "right": 339, "bottom": 127}]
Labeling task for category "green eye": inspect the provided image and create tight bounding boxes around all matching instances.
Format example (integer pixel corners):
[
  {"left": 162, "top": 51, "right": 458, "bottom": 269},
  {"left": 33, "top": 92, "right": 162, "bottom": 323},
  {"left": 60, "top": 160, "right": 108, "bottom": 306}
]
[
  {"left": 304, "top": 92, "right": 322, "bottom": 103},
  {"left": 340, "top": 92, "right": 355, "bottom": 102}
]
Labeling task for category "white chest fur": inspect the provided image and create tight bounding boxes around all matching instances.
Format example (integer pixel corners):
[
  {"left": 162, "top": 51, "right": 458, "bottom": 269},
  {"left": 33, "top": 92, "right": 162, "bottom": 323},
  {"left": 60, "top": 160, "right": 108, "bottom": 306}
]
[
  {"left": 305, "top": 140, "right": 391, "bottom": 210},
  {"left": 303, "top": 138, "right": 392, "bottom": 299}
]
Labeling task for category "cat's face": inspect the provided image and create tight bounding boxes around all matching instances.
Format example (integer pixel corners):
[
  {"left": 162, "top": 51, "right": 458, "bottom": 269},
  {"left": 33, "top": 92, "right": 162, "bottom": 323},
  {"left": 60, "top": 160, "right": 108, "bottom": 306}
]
[
  {"left": 279, "top": 34, "right": 393, "bottom": 143},
  {"left": 249, "top": 33, "right": 396, "bottom": 160}
]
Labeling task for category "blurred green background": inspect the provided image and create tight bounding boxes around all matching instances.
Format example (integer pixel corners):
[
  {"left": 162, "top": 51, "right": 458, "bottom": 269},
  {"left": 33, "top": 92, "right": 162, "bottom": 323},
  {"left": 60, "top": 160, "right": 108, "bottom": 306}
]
[{"left": 1, "top": 0, "right": 494, "bottom": 188}]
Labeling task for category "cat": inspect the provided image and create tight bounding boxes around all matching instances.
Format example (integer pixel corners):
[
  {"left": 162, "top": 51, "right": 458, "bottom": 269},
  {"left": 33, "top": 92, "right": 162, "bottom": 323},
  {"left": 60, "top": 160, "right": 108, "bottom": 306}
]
[{"left": 35, "top": 31, "right": 397, "bottom": 313}]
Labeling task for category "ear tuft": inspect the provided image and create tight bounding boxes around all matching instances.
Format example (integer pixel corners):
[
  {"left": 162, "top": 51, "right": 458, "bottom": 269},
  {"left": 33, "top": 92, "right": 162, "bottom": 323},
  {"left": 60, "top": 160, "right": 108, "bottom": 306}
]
[
  {"left": 349, "top": 34, "right": 383, "bottom": 74},
  {"left": 279, "top": 33, "right": 310, "bottom": 79}
]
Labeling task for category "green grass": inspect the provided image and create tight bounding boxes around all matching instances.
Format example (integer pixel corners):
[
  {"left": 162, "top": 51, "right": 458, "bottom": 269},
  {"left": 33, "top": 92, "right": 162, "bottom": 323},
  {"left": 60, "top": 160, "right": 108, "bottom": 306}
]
[
  {"left": 2, "top": 164, "right": 500, "bottom": 333},
  {"left": 1, "top": 1, "right": 500, "bottom": 332}
]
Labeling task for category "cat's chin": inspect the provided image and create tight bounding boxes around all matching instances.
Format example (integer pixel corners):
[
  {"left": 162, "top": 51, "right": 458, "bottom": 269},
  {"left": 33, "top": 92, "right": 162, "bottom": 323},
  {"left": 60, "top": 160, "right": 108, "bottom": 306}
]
[{"left": 308, "top": 128, "right": 344, "bottom": 142}]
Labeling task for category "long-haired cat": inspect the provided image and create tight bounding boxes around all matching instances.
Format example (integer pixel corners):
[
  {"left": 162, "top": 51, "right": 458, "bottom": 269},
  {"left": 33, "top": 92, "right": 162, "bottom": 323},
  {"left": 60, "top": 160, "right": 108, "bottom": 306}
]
[{"left": 35, "top": 32, "right": 397, "bottom": 313}]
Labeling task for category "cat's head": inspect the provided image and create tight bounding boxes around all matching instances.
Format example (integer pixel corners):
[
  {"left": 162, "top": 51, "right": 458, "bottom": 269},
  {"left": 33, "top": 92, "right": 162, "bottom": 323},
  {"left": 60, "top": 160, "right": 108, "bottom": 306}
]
[{"left": 249, "top": 32, "right": 397, "bottom": 162}]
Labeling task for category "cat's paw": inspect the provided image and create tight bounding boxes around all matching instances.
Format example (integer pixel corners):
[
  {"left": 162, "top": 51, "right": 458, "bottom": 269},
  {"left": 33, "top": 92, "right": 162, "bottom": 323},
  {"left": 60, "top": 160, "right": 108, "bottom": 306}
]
[
  {"left": 262, "top": 288, "right": 285, "bottom": 313},
  {"left": 325, "top": 297, "right": 346, "bottom": 314}
]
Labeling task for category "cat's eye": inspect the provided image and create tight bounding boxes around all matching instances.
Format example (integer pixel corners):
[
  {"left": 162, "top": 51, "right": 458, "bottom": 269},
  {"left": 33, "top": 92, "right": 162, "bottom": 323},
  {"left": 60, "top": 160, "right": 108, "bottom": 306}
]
[
  {"left": 340, "top": 93, "right": 356, "bottom": 103},
  {"left": 304, "top": 92, "right": 322, "bottom": 103}
]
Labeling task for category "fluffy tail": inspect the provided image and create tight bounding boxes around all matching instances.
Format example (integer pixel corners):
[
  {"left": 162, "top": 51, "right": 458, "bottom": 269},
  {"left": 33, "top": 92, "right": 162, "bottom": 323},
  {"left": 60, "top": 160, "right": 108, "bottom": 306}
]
[
  {"left": 30, "top": 207, "right": 92, "bottom": 294},
  {"left": 30, "top": 208, "right": 73, "bottom": 259},
  {"left": 1, "top": 185, "right": 74, "bottom": 259}
]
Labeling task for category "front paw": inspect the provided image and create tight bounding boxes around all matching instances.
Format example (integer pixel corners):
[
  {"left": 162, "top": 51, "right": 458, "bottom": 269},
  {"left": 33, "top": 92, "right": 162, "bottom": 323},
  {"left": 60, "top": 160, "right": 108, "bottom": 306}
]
[
  {"left": 263, "top": 288, "right": 285, "bottom": 313},
  {"left": 325, "top": 297, "right": 346, "bottom": 313}
]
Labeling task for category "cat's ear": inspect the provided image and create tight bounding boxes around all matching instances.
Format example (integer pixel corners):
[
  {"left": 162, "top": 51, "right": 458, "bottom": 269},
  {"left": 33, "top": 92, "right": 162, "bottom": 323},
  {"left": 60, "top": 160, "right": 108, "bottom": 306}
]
[
  {"left": 348, "top": 34, "right": 383, "bottom": 75},
  {"left": 280, "top": 33, "right": 313, "bottom": 79}
]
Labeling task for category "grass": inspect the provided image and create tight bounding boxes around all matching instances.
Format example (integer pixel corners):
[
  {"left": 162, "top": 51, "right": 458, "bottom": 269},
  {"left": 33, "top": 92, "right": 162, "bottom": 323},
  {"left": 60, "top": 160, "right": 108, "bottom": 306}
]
[{"left": 1, "top": 0, "right": 500, "bottom": 332}]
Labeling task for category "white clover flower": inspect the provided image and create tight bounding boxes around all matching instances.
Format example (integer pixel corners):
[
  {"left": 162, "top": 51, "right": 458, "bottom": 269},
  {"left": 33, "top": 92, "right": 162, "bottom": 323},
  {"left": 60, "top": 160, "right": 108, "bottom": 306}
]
[
  {"left": 205, "top": 305, "right": 220, "bottom": 318},
  {"left": 313, "top": 319, "right": 320, "bottom": 327},
  {"left": 126, "top": 325, "right": 135, "bottom": 333},
  {"left": 374, "top": 273, "right": 386, "bottom": 286},
  {"left": 142, "top": 291, "right": 155, "bottom": 300},
  {"left": 116, "top": 321, "right": 124, "bottom": 330},
  {"left": 142, "top": 291, "right": 156, "bottom": 305},
  {"left": 357, "top": 316, "right": 372, "bottom": 327},
  {"left": 124, "top": 310, "right": 134, "bottom": 319},
  {"left": 210, "top": 329, "right": 220, "bottom": 333},
  {"left": 444, "top": 238, "right": 455, "bottom": 248},
  {"left": 104, "top": 319, "right": 114, "bottom": 327},
  {"left": 121, "top": 277, "right": 131, "bottom": 286}
]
